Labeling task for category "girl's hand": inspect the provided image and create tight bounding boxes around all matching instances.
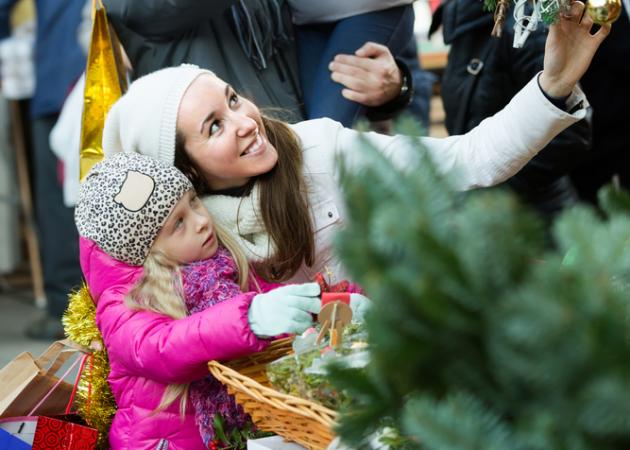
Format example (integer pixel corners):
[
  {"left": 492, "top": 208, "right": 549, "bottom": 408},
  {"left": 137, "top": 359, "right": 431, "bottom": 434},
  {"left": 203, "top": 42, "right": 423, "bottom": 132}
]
[
  {"left": 539, "top": 1, "right": 611, "bottom": 98},
  {"left": 248, "top": 283, "right": 321, "bottom": 337}
]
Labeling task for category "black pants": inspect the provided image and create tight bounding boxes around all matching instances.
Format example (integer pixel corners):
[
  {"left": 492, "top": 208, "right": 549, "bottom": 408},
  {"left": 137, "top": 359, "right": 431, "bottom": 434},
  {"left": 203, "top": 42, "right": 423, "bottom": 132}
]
[{"left": 31, "top": 114, "right": 82, "bottom": 318}]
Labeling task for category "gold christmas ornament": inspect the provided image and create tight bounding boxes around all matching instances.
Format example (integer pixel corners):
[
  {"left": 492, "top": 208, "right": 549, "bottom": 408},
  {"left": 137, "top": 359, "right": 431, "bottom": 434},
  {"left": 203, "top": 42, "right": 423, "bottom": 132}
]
[{"left": 586, "top": 0, "right": 622, "bottom": 25}]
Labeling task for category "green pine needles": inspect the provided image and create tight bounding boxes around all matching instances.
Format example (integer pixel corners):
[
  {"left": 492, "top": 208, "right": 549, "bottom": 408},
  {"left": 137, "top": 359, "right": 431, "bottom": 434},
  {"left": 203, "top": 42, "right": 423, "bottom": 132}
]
[
  {"left": 329, "top": 119, "right": 630, "bottom": 450},
  {"left": 484, "top": 0, "right": 563, "bottom": 25},
  {"left": 484, "top": 0, "right": 498, "bottom": 11}
]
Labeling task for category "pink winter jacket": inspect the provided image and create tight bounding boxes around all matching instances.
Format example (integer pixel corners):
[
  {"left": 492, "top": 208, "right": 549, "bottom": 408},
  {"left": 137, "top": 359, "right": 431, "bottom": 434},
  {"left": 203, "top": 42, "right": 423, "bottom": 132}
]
[{"left": 79, "top": 237, "right": 269, "bottom": 450}]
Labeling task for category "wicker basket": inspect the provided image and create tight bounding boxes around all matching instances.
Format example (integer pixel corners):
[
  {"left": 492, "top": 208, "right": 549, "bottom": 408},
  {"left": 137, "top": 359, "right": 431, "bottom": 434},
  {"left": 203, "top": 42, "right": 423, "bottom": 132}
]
[{"left": 208, "top": 337, "right": 338, "bottom": 450}]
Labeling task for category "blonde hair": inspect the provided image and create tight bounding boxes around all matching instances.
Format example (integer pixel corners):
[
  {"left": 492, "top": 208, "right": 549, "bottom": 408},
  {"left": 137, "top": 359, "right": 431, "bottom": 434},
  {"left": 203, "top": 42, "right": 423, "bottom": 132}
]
[{"left": 125, "top": 220, "right": 252, "bottom": 416}]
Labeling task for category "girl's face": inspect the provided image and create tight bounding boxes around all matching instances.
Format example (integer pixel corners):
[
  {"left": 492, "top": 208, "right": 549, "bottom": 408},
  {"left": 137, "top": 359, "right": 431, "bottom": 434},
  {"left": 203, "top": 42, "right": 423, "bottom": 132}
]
[
  {"left": 153, "top": 190, "right": 219, "bottom": 264},
  {"left": 177, "top": 74, "right": 279, "bottom": 190}
]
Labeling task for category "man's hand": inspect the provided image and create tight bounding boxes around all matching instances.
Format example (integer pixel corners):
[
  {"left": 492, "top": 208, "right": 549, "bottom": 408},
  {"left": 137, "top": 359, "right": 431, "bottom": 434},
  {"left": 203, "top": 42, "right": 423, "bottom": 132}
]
[
  {"left": 329, "top": 42, "right": 403, "bottom": 107},
  {"left": 539, "top": 1, "right": 610, "bottom": 98}
]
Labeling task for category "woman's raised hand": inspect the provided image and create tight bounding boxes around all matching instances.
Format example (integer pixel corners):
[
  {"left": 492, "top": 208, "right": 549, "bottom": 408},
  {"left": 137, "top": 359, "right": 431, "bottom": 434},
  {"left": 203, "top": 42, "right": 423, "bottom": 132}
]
[{"left": 539, "top": 1, "right": 611, "bottom": 98}]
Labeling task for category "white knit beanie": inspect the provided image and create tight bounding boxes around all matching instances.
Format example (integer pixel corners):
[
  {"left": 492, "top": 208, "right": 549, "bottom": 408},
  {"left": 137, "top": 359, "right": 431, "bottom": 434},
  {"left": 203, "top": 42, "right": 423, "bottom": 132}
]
[
  {"left": 75, "top": 152, "right": 193, "bottom": 266},
  {"left": 102, "top": 64, "right": 214, "bottom": 165}
]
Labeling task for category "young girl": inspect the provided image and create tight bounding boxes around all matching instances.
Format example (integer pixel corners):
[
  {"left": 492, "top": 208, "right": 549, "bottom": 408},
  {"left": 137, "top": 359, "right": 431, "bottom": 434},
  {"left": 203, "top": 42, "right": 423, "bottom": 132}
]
[
  {"left": 101, "top": 1, "right": 608, "bottom": 287},
  {"left": 75, "top": 152, "right": 366, "bottom": 450}
]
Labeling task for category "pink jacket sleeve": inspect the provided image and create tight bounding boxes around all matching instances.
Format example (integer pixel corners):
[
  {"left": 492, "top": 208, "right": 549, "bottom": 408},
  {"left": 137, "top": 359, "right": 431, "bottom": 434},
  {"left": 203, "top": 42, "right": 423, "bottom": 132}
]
[{"left": 96, "top": 288, "right": 268, "bottom": 384}]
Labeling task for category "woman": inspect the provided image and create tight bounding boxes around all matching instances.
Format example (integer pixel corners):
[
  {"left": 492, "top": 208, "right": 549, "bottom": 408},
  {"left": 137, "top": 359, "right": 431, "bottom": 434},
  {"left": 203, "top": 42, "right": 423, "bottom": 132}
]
[{"left": 103, "top": 2, "right": 608, "bottom": 285}]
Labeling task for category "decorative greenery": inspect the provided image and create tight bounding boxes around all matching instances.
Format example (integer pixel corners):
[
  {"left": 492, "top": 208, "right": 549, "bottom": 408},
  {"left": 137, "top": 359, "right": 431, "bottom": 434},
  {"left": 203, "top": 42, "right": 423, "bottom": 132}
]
[
  {"left": 329, "top": 118, "right": 630, "bottom": 450},
  {"left": 485, "top": 0, "right": 566, "bottom": 26},
  {"left": 540, "top": 0, "right": 561, "bottom": 25},
  {"left": 266, "top": 325, "right": 367, "bottom": 410},
  {"left": 483, "top": 0, "right": 498, "bottom": 12},
  {"left": 210, "top": 415, "right": 272, "bottom": 450},
  {"left": 267, "top": 347, "right": 347, "bottom": 410}
]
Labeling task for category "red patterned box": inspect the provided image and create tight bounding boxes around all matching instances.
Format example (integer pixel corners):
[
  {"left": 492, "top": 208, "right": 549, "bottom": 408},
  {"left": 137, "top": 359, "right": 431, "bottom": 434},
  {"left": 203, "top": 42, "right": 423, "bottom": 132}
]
[{"left": 32, "top": 415, "right": 97, "bottom": 450}]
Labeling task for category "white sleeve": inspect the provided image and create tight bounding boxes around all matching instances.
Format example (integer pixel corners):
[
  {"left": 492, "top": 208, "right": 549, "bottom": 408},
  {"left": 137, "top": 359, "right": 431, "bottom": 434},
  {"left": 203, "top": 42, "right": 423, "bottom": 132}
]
[{"left": 335, "top": 73, "right": 588, "bottom": 191}]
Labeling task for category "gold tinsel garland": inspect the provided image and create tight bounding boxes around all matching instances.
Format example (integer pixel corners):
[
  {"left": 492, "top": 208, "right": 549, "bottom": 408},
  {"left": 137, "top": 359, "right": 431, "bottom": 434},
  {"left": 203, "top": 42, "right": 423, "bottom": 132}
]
[{"left": 62, "top": 284, "right": 117, "bottom": 449}]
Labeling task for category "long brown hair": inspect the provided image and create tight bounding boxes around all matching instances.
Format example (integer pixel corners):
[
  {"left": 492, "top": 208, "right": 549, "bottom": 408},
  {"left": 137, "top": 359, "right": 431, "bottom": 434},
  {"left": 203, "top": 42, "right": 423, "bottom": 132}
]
[{"left": 174, "top": 115, "right": 314, "bottom": 282}]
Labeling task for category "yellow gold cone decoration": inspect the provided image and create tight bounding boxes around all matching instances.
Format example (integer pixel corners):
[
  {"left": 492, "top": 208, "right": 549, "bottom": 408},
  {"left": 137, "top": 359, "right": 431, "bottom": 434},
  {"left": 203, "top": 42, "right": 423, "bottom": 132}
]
[{"left": 79, "top": 0, "right": 127, "bottom": 179}]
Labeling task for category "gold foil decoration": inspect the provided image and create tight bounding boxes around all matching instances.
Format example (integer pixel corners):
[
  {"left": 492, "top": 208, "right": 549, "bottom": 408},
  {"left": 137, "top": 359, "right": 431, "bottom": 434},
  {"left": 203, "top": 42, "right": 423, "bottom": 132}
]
[
  {"left": 63, "top": 285, "right": 117, "bottom": 449},
  {"left": 80, "top": 0, "right": 127, "bottom": 179}
]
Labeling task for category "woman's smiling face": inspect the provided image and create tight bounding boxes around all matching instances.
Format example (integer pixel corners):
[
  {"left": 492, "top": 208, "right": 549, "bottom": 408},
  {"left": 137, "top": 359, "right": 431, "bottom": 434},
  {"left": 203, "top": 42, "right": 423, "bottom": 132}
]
[{"left": 176, "top": 74, "right": 278, "bottom": 190}]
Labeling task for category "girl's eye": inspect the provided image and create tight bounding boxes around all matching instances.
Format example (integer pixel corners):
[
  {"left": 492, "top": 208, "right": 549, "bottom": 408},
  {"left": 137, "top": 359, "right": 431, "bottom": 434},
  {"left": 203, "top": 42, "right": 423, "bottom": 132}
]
[
  {"left": 190, "top": 195, "right": 200, "bottom": 207},
  {"left": 209, "top": 121, "right": 221, "bottom": 136},
  {"left": 174, "top": 218, "right": 184, "bottom": 230}
]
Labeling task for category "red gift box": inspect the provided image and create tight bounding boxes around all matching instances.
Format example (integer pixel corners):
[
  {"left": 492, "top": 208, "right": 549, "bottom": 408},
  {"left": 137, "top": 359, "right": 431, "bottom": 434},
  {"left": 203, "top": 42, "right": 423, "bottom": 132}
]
[
  {"left": 32, "top": 414, "right": 97, "bottom": 450},
  {"left": 321, "top": 292, "right": 350, "bottom": 306},
  {"left": 30, "top": 352, "right": 98, "bottom": 450}
]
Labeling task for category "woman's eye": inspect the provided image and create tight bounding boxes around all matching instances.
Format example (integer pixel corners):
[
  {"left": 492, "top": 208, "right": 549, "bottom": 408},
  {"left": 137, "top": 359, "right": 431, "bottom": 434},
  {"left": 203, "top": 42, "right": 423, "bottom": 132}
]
[
  {"left": 229, "top": 93, "right": 239, "bottom": 106},
  {"left": 209, "top": 121, "right": 221, "bottom": 136}
]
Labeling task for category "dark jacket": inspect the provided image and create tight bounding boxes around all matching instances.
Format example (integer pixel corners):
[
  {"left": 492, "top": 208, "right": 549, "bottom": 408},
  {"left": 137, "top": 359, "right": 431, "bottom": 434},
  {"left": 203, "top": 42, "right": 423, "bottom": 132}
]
[
  {"left": 436, "top": 0, "right": 592, "bottom": 217},
  {"left": 571, "top": 11, "right": 630, "bottom": 202},
  {"left": 104, "top": 0, "right": 305, "bottom": 121},
  {"left": 104, "top": 0, "right": 412, "bottom": 124}
]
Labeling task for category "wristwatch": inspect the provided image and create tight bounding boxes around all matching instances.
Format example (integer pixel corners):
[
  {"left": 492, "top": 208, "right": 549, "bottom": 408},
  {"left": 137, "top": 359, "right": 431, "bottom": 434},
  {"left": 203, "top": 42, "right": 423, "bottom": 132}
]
[{"left": 399, "top": 68, "right": 410, "bottom": 96}]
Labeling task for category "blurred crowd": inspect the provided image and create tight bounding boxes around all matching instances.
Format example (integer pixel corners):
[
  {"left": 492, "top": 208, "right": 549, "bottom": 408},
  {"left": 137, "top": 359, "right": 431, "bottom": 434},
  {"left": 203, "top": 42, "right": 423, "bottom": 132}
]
[{"left": 0, "top": 0, "right": 628, "bottom": 340}]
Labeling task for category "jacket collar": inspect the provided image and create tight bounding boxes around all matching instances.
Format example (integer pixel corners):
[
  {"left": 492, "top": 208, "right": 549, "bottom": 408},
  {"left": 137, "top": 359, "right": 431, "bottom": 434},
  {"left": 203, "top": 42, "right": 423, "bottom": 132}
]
[
  {"left": 438, "top": 0, "right": 494, "bottom": 44},
  {"left": 79, "top": 237, "right": 143, "bottom": 303}
]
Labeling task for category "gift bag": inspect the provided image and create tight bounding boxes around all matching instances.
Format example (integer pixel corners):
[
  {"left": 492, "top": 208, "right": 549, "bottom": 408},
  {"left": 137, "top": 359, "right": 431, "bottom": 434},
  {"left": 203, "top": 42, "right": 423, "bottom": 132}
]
[
  {"left": 0, "top": 416, "right": 38, "bottom": 447},
  {"left": 0, "top": 341, "right": 78, "bottom": 418},
  {"left": 0, "top": 425, "right": 32, "bottom": 449},
  {"left": 0, "top": 428, "right": 31, "bottom": 449},
  {"left": 31, "top": 353, "right": 98, "bottom": 450},
  {"left": 32, "top": 414, "right": 97, "bottom": 450}
]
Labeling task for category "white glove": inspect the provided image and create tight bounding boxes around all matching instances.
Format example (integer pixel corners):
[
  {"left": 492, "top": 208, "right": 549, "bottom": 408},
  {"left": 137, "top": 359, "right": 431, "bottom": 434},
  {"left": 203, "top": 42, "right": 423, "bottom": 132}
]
[
  {"left": 248, "top": 283, "right": 321, "bottom": 337},
  {"left": 350, "top": 293, "right": 371, "bottom": 323}
]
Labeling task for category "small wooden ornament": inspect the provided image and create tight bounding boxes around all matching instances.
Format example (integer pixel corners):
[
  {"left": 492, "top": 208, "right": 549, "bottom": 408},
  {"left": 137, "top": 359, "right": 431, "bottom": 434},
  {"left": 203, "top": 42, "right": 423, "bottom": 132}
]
[
  {"left": 316, "top": 301, "right": 353, "bottom": 346},
  {"left": 491, "top": 0, "right": 511, "bottom": 37}
]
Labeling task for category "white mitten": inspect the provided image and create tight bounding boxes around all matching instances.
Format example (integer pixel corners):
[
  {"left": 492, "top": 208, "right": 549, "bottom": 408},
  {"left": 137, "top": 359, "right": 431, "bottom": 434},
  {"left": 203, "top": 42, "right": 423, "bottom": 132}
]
[
  {"left": 248, "top": 283, "right": 321, "bottom": 337},
  {"left": 349, "top": 293, "right": 371, "bottom": 323}
]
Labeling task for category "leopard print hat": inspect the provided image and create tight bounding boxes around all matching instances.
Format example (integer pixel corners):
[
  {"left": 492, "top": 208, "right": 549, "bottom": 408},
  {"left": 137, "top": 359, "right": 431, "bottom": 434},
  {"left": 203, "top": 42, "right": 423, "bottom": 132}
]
[{"left": 75, "top": 152, "right": 193, "bottom": 266}]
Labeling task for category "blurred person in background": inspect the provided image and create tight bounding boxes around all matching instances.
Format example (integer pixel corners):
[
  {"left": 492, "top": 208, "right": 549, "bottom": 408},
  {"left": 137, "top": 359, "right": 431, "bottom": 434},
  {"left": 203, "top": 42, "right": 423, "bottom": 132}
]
[
  {"left": 0, "top": 2, "right": 30, "bottom": 279},
  {"left": 570, "top": 11, "right": 630, "bottom": 204},
  {"left": 290, "top": 0, "right": 415, "bottom": 126},
  {"left": 0, "top": 0, "right": 85, "bottom": 339},
  {"left": 434, "top": 0, "right": 592, "bottom": 220},
  {"left": 104, "top": 0, "right": 414, "bottom": 124}
]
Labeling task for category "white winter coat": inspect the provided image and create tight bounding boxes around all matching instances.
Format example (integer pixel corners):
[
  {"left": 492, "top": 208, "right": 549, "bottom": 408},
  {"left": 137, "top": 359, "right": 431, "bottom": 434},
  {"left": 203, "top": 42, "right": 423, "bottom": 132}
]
[{"left": 204, "top": 74, "right": 589, "bottom": 284}]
